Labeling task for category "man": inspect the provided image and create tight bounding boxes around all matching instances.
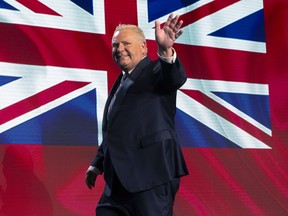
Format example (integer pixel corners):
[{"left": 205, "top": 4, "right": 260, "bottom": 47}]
[{"left": 85, "top": 13, "right": 189, "bottom": 216}]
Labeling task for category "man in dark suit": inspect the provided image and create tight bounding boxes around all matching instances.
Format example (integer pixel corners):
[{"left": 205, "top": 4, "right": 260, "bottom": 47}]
[{"left": 85, "top": 13, "right": 189, "bottom": 216}]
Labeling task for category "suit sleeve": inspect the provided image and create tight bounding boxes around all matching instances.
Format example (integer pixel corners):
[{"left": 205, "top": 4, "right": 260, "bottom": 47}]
[
  {"left": 158, "top": 56, "right": 187, "bottom": 91},
  {"left": 90, "top": 144, "right": 104, "bottom": 174}
]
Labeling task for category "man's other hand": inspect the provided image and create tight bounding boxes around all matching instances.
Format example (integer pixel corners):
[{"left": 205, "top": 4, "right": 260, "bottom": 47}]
[{"left": 85, "top": 170, "right": 97, "bottom": 190}]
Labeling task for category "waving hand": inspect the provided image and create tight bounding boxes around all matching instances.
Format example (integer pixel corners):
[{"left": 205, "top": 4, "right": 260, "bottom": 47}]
[{"left": 154, "top": 13, "right": 184, "bottom": 57}]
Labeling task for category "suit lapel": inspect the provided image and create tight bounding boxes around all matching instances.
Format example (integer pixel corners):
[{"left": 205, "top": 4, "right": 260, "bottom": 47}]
[
  {"left": 129, "top": 56, "right": 151, "bottom": 81},
  {"left": 103, "top": 57, "right": 152, "bottom": 127},
  {"left": 102, "top": 75, "right": 122, "bottom": 129},
  {"left": 107, "top": 77, "right": 134, "bottom": 122}
]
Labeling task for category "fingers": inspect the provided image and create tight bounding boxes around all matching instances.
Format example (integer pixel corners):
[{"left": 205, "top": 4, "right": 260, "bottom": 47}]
[
  {"left": 175, "top": 29, "right": 184, "bottom": 40},
  {"left": 154, "top": 19, "right": 161, "bottom": 35},
  {"left": 169, "top": 15, "right": 180, "bottom": 29},
  {"left": 85, "top": 170, "right": 97, "bottom": 190},
  {"left": 173, "top": 20, "right": 183, "bottom": 33},
  {"left": 154, "top": 19, "right": 161, "bottom": 29},
  {"left": 164, "top": 13, "right": 184, "bottom": 40},
  {"left": 164, "top": 13, "right": 174, "bottom": 27},
  {"left": 165, "top": 13, "right": 183, "bottom": 29},
  {"left": 154, "top": 12, "right": 184, "bottom": 49}
]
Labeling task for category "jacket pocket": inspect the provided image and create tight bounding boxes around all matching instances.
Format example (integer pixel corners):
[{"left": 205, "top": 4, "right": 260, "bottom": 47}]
[{"left": 140, "top": 130, "right": 172, "bottom": 148}]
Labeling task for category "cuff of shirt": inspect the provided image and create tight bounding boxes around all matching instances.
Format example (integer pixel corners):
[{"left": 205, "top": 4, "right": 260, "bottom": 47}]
[
  {"left": 157, "top": 47, "right": 177, "bottom": 64},
  {"left": 87, "top": 166, "right": 101, "bottom": 175}
]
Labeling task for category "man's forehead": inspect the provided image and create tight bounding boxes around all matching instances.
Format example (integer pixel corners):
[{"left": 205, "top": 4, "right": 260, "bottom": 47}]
[
  {"left": 113, "top": 29, "right": 134, "bottom": 37},
  {"left": 113, "top": 30, "right": 121, "bottom": 38}
]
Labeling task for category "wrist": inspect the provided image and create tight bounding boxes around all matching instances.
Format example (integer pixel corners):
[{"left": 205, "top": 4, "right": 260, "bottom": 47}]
[
  {"left": 87, "top": 166, "right": 101, "bottom": 175},
  {"left": 158, "top": 47, "right": 174, "bottom": 58},
  {"left": 158, "top": 47, "right": 176, "bottom": 64}
]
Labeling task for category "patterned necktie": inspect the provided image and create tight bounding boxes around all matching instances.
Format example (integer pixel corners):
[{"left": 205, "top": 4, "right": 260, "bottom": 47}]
[{"left": 107, "top": 73, "right": 128, "bottom": 120}]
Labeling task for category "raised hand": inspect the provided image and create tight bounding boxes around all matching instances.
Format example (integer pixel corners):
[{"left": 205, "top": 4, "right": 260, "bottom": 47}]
[{"left": 154, "top": 13, "right": 184, "bottom": 57}]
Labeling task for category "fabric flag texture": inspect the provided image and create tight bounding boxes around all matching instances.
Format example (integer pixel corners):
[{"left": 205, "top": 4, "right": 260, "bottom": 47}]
[{"left": 0, "top": 0, "right": 288, "bottom": 215}]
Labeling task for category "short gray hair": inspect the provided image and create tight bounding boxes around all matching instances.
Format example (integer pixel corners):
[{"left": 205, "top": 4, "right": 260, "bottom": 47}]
[{"left": 114, "top": 24, "right": 146, "bottom": 42}]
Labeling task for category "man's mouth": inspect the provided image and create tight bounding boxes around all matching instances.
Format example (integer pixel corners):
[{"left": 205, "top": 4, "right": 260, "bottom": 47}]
[{"left": 116, "top": 53, "right": 129, "bottom": 59}]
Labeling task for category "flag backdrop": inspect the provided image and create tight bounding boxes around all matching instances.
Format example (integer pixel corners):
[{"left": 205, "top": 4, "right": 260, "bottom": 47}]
[{"left": 0, "top": 0, "right": 288, "bottom": 215}]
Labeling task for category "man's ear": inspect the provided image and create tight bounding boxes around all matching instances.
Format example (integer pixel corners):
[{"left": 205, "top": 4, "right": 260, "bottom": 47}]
[{"left": 141, "top": 41, "right": 148, "bottom": 54}]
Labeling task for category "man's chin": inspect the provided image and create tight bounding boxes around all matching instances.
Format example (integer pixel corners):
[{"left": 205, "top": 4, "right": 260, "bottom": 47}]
[{"left": 117, "top": 61, "right": 129, "bottom": 69}]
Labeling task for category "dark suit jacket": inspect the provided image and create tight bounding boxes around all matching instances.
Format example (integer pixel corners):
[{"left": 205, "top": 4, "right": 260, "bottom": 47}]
[{"left": 91, "top": 56, "right": 189, "bottom": 193}]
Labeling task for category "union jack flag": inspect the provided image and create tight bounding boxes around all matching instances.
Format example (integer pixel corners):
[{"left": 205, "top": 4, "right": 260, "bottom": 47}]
[{"left": 0, "top": 0, "right": 287, "bottom": 215}]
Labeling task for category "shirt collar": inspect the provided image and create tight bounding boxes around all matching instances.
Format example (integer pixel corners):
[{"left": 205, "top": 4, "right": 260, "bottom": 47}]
[{"left": 122, "top": 55, "right": 147, "bottom": 75}]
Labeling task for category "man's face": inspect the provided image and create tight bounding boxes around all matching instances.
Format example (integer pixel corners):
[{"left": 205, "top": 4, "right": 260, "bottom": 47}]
[{"left": 112, "top": 29, "right": 146, "bottom": 72}]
